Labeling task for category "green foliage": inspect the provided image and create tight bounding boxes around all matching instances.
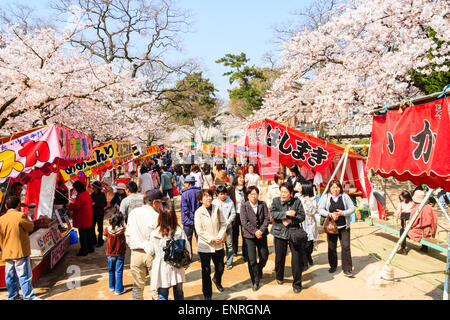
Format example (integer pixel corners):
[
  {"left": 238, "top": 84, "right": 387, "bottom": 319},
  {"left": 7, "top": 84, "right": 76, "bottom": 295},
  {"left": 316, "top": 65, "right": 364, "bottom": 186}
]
[
  {"left": 216, "top": 53, "right": 268, "bottom": 116},
  {"left": 160, "top": 72, "right": 218, "bottom": 129},
  {"left": 409, "top": 27, "right": 450, "bottom": 94}
]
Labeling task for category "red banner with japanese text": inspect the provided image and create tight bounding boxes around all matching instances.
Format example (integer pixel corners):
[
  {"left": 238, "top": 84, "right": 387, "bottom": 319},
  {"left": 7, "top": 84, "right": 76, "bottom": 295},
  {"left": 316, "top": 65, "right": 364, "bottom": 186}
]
[
  {"left": 246, "top": 119, "right": 338, "bottom": 174},
  {"left": 366, "top": 96, "right": 450, "bottom": 191}
]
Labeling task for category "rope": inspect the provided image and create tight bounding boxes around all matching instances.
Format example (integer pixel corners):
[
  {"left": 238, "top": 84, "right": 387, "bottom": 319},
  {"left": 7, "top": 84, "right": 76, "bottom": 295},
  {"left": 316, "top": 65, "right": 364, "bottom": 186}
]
[{"left": 437, "top": 84, "right": 450, "bottom": 99}]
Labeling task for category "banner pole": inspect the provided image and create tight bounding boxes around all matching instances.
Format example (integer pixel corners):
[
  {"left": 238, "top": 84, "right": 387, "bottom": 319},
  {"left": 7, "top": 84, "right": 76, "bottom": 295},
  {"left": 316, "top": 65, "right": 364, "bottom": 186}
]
[
  {"left": 383, "top": 188, "right": 434, "bottom": 270},
  {"left": 339, "top": 146, "right": 350, "bottom": 184},
  {"left": 319, "top": 150, "right": 347, "bottom": 205}
]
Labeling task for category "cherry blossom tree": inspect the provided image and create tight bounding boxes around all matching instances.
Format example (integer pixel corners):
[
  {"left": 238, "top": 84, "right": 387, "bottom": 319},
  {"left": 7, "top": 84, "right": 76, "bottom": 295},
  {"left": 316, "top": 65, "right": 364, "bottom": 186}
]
[
  {"left": 0, "top": 26, "right": 166, "bottom": 144},
  {"left": 255, "top": 0, "right": 450, "bottom": 134}
]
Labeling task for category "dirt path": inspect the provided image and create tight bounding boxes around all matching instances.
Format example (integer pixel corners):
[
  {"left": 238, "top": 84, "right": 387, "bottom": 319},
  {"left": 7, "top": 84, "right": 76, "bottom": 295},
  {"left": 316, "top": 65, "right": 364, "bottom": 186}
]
[{"left": 0, "top": 181, "right": 447, "bottom": 300}]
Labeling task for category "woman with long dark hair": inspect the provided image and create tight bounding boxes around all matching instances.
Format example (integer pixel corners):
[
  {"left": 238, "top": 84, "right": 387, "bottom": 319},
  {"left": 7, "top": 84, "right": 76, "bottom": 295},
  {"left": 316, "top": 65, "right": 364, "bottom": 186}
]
[
  {"left": 146, "top": 205, "right": 190, "bottom": 300},
  {"left": 318, "top": 179, "right": 355, "bottom": 276},
  {"left": 228, "top": 173, "right": 248, "bottom": 261},
  {"left": 287, "top": 164, "right": 305, "bottom": 196}
]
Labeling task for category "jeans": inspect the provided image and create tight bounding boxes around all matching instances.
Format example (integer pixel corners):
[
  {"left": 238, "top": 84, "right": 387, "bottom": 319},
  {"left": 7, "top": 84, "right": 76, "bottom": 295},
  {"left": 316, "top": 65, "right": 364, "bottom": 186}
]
[
  {"left": 157, "top": 283, "right": 184, "bottom": 300},
  {"left": 244, "top": 237, "right": 269, "bottom": 285},
  {"left": 163, "top": 188, "right": 174, "bottom": 199},
  {"left": 199, "top": 250, "right": 225, "bottom": 299},
  {"left": 327, "top": 227, "right": 352, "bottom": 272},
  {"left": 225, "top": 227, "right": 234, "bottom": 266},
  {"left": 5, "top": 257, "right": 37, "bottom": 300},
  {"left": 107, "top": 255, "right": 125, "bottom": 293}
]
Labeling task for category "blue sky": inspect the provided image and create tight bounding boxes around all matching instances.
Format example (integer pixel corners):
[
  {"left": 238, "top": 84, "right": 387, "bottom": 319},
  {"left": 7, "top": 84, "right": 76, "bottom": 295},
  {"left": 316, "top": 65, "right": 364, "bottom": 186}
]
[
  {"left": 178, "top": 0, "right": 314, "bottom": 99},
  {"left": 3, "top": 0, "right": 313, "bottom": 99}
]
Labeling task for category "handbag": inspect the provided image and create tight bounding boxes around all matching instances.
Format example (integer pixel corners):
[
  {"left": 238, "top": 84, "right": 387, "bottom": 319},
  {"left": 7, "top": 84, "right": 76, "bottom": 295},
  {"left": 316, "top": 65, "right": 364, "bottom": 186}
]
[
  {"left": 163, "top": 230, "right": 191, "bottom": 268},
  {"left": 288, "top": 227, "right": 307, "bottom": 247},
  {"left": 323, "top": 215, "right": 339, "bottom": 234}
]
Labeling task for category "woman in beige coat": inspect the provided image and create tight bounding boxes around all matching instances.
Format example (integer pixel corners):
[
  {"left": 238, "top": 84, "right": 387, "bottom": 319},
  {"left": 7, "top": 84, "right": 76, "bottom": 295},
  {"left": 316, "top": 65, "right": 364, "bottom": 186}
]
[{"left": 194, "top": 189, "right": 228, "bottom": 300}]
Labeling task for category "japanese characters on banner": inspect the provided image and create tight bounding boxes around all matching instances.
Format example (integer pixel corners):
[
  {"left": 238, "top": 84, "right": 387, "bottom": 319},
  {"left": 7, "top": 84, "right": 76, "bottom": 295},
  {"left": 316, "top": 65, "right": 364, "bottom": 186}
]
[
  {"left": 116, "top": 141, "right": 132, "bottom": 162},
  {"left": 246, "top": 119, "right": 336, "bottom": 174},
  {"left": 61, "top": 141, "right": 118, "bottom": 179},
  {"left": 51, "top": 235, "right": 70, "bottom": 269},
  {"left": 0, "top": 124, "right": 93, "bottom": 183},
  {"left": 367, "top": 96, "right": 450, "bottom": 191}
]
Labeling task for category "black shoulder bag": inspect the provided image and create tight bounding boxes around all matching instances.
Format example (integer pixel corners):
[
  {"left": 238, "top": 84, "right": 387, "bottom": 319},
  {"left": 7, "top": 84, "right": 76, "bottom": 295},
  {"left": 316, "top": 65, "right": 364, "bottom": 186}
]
[{"left": 163, "top": 230, "right": 191, "bottom": 268}]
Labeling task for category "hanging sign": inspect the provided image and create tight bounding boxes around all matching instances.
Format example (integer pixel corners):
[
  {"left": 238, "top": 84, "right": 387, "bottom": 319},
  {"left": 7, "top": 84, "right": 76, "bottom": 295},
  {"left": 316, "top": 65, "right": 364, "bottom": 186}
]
[
  {"left": 246, "top": 119, "right": 336, "bottom": 174},
  {"left": 0, "top": 124, "right": 93, "bottom": 183},
  {"left": 60, "top": 141, "right": 118, "bottom": 180},
  {"left": 367, "top": 96, "right": 450, "bottom": 191}
]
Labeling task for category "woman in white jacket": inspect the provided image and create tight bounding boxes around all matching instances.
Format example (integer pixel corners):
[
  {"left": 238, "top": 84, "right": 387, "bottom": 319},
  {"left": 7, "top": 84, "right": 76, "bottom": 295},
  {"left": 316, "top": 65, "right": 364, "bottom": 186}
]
[
  {"left": 194, "top": 188, "right": 228, "bottom": 300},
  {"left": 297, "top": 182, "right": 318, "bottom": 269},
  {"left": 145, "top": 205, "right": 191, "bottom": 300}
]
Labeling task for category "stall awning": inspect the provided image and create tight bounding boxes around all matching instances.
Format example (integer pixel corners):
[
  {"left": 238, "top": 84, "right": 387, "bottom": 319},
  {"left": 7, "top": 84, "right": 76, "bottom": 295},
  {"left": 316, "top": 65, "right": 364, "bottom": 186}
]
[
  {"left": 0, "top": 124, "right": 93, "bottom": 183},
  {"left": 367, "top": 96, "right": 450, "bottom": 191},
  {"left": 246, "top": 119, "right": 364, "bottom": 175}
]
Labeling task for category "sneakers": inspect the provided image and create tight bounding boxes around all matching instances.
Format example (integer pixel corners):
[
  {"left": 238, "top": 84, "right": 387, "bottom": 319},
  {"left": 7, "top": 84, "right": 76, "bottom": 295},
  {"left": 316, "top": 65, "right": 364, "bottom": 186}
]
[
  {"left": 328, "top": 267, "right": 337, "bottom": 273},
  {"left": 276, "top": 279, "right": 283, "bottom": 285},
  {"left": 109, "top": 288, "right": 115, "bottom": 292},
  {"left": 226, "top": 265, "right": 233, "bottom": 270},
  {"left": 252, "top": 283, "right": 260, "bottom": 291},
  {"left": 397, "top": 248, "right": 408, "bottom": 255},
  {"left": 115, "top": 288, "right": 127, "bottom": 296},
  {"left": 343, "top": 271, "right": 354, "bottom": 278},
  {"left": 293, "top": 287, "right": 302, "bottom": 294}
]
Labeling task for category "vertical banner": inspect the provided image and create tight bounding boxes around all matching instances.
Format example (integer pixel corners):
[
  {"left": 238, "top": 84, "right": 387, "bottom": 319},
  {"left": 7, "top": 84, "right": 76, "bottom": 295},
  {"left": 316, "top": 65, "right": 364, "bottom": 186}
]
[{"left": 367, "top": 97, "right": 450, "bottom": 191}]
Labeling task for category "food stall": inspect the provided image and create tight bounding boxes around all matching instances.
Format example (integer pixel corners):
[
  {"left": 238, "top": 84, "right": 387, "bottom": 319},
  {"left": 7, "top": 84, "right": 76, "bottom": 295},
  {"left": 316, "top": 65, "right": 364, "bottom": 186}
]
[{"left": 0, "top": 124, "right": 93, "bottom": 287}]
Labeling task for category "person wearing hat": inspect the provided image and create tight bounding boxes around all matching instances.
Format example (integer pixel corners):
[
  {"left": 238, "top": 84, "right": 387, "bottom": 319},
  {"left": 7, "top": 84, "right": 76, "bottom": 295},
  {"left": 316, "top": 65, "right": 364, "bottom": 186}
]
[
  {"left": 399, "top": 190, "right": 438, "bottom": 254},
  {"left": 180, "top": 175, "right": 201, "bottom": 257},
  {"left": 125, "top": 189, "right": 167, "bottom": 300},
  {"left": 90, "top": 181, "right": 108, "bottom": 247},
  {"left": 110, "top": 183, "right": 127, "bottom": 210}
]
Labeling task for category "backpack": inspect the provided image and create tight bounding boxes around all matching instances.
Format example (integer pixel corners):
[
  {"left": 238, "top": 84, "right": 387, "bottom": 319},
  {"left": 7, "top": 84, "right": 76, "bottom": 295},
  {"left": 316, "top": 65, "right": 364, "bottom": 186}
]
[{"left": 163, "top": 230, "right": 191, "bottom": 268}]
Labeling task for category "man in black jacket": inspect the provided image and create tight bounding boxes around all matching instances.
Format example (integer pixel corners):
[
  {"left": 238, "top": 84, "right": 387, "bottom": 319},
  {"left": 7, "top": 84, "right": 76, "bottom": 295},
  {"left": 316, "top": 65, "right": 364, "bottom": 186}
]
[{"left": 90, "top": 181, "right": 107, "bottom": 247}]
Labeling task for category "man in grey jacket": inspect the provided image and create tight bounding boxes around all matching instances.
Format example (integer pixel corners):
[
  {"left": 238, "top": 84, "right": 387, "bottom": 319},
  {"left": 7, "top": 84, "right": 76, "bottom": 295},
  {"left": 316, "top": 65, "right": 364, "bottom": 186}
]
[{"left": 212, "top": 185, "right": 236, "bottom": 269}]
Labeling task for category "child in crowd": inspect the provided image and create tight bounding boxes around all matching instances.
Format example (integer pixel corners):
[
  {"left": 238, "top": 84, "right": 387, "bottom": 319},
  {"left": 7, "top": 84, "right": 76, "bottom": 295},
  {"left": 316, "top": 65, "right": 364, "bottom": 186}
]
[
  {"left": 103, "top": 211, "right": 127, "bottom": 295},
  {"left": 396, "top": 190, "right": 414, "bottom": 255}
]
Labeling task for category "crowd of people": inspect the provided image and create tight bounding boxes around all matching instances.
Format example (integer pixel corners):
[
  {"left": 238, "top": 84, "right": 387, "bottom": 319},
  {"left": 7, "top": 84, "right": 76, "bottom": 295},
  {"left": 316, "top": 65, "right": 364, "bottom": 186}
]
[
  {"left": 0, "top": 149, "right": 443, "bottom": 300},
  {"left": 98, "top": 156, "right": 359, "bottom": 300}
]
